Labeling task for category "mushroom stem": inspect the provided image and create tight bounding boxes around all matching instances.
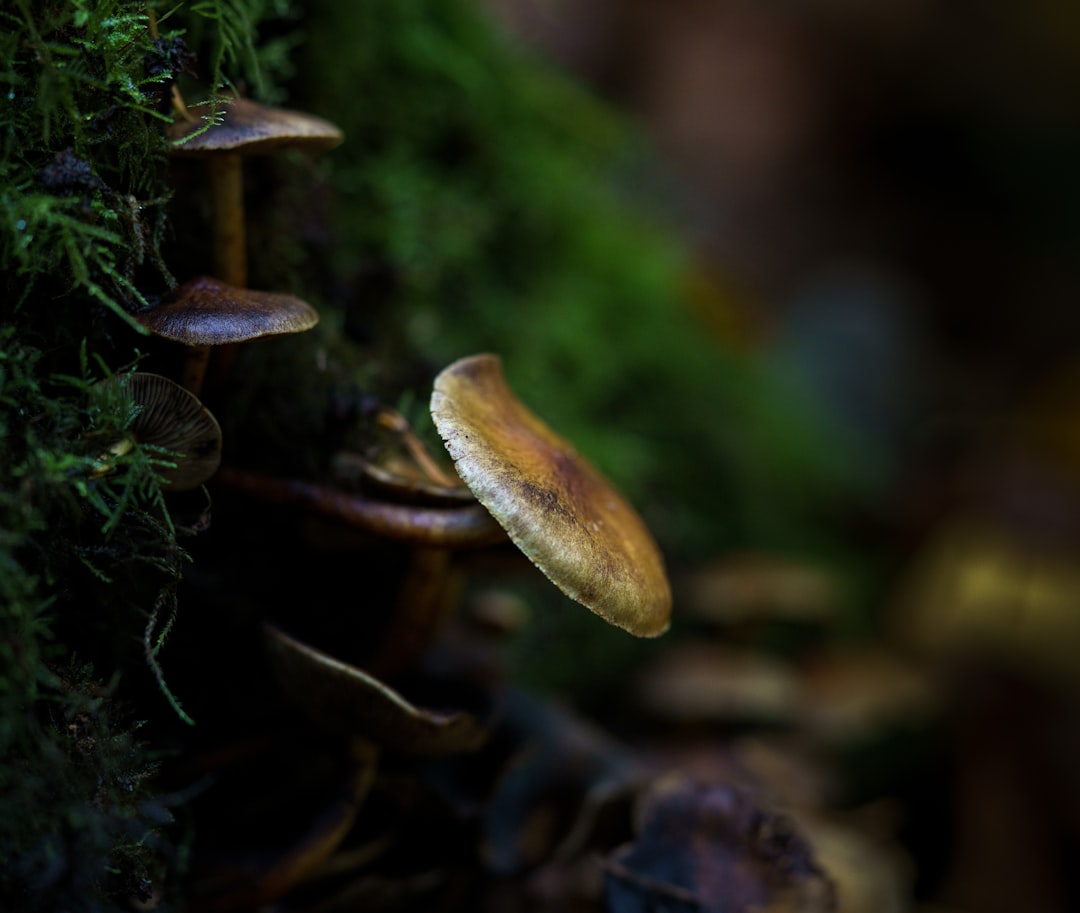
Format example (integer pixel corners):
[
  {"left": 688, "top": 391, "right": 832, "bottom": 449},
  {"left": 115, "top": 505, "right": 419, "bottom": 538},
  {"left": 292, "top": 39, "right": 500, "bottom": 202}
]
[
  {"left": 214, "top": 467, "right": 506, "bottom": 548},
  {"left": 208, "top": 151, "right": 247, "bottom": 288},
  {"left": 171, "top": 85, "right": 195, "bottom": 123},
  {"left": 368, "top": 546, "right": 454, "bottom": 680},
  {"left": 375, "top": 407, "right": 462, "bottom": 489},
  {"left": 202, "top": 151, "right": 247, "bottom": 395},
  {"left": 181, "top": 344, "right": 212, "bottom": 396},
  {"left": 171, "top": 148, "right": 243, "bottom": 398}
]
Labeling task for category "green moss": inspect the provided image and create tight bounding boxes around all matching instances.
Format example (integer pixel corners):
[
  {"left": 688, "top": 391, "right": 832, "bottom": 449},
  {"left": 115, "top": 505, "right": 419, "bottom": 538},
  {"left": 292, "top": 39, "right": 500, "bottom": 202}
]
[
  {"left": 0, "top": 332, "right": 182, "bottom": 909},
  {"left": 0, "top": 2, "right": 176, "bottom": 325},
  {"left": 0, "top": 661, "right": 174, "bottom": 911},
  {"left": 0, "top": 2, "right": 303, "bottom": 906}
]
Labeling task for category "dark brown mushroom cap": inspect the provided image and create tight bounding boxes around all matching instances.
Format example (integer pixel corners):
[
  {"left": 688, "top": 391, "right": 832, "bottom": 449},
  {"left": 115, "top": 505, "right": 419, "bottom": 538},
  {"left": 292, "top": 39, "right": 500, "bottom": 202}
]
[
  {"left": 123, "top": 372, "right": 222, "bottom": 490},
  {"left": 430, "top": 354, "right": 672, "bottom": 637},
  {"left": 137, "top": 276, "right": 319, "bottom": 346},
  {"left": 169, "top": 96, "right": 344, "bottom": 155}
]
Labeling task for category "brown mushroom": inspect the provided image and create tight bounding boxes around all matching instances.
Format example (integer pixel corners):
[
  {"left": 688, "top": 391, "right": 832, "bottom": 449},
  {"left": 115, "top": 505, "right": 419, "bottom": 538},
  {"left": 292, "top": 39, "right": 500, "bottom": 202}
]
[
  {"left": 331, "top": 450, "right": 474, "bottom": 507},
  {"left": 329, "top": 407, "right": 474, "bottom": 678},
  {"left": 330, "top": 402, "right": 471, "bottom": 507},
  {"left": 635, "top": 643, "right": 801, "bottom": 725},
  {"left": 169, "top": 95, "right": 343, "bottom": 289},
  {"left": 795, "top": 645, "right": 939, "bottom": 744},
  {"left": 187, "top": 737, "right": 377, "bottom": 913},
  {"left": 213, "top": 466, "right": 504, "bottom": 548},
  {"left": 430, "top": 354, "right": 672, "bottom": 637},
  {"left": 95, "top": 372, "right": 222, "bottom": 491},
  {"left": 681, "top": 551, "right": 839, "bottom": 627},
  {"left": 214, "top": 461, "right": 503, "bottom": 681},
  {"left": 136, "top": 275, "right": 319, "bottom": 395},
  {"left": 263, "top": 623, "right": 488, "bottom": 756},
  {"left": 606, "top": 774, "right": 834, "bottom": 913}
]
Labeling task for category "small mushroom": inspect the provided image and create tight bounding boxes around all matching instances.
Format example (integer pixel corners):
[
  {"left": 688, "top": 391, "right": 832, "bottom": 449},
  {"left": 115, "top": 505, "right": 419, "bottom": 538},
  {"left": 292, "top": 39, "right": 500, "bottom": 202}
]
[
  {"left": 482, "top": 689, "right": 650, "bottom": 877},
  {"left": 680, "top": 551, "right": 839, "bottom": 627},
  {"left": 330, "top": 406, "right": 473, "bottom": 678},
  {"left": 263, "top": 623, "right": 489, "bottom": 756},
  {"left": 331, "top": 402, "right": 471, "bottom": 507},
  {"left": 186, "top": 735, "right": 378, "bottom": 913},
  {"left": 214, "top": 466, "right": 505, "bottom": 548},
  {"left": 331, "top": 450, "right": 475, "bottom": 507},
  {"left": 372, "top": 404, "right": 464, "bottom": 491},
  {"left": 635, "top": 643, "right": 801, "bottom": 725},
  {"left": 169, "top": 95, "right": 343, "bottom": 289},
  {"left": 136, "top": 275, "right": 319, "bottom": 395},
  {"left": 795, "top": 645, "right": 939, "bottom": 745},
  {"left": 430, "top": 354, "right": 672, "bottom": 637},
  {"left": 95, "top": 372, "right": 222, "bottom": 491}
]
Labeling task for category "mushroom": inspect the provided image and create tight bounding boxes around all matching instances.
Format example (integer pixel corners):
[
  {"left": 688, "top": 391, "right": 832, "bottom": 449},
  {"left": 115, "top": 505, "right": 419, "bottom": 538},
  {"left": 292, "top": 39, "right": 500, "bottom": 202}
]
[
  {"left": 169, "top": 95, "right": 344, "bottom": 289},
  {"left": 263, "top": 623, "right": 489, "bottom": 756},
  {"left": 214, "top": 462, "right": 505, "bottom": 679},
  {"left": 795, "top": 645, "right": 939, "bottom": 745},
  {"left": 329, "top": 407, "right": 474, "bottom": 678},
  {"left": 330, "top": 402, "right": 471, "bottom": 507},
  {"left": 635, "top": 643, "right": 801, "bottom": 725},
  {"left": 213, "top": 466, "right": 504, "bottom": 548},
  {"left": 187, "top": 736, "right": 377, "bottom": 913},
  {"left": 331, "top": 449, "right": 474, "bottom": 507},
  {"left": 95, "top": 372, "right": 222, "bottom": 491},
  {"left": 135, "top": 275, "right": 319, "bottom": 395},
  {"left": 481, "top": 688, "right": 650, "bottom": 876},
  {"left": 680, "top": 551, "right": 839, "bottom": 627},
  {"left": 605, "top": 774, "right": 834, "bottom": 913},
  {"left": 429, "top": 354, "right": 672, "bottom": 637}
]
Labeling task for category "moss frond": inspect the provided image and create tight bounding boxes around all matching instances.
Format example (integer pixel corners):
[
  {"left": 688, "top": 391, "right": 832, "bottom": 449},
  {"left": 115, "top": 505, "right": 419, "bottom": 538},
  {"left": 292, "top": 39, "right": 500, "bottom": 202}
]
[
  {"left": 0, "top": 329, "right": 189, "bottom": 907},
  {"left": 0, "top": 660, "right": 175, "bottom": 910},
  {"left": 1, "top": 2, "right": 180, "bottom": 320}
]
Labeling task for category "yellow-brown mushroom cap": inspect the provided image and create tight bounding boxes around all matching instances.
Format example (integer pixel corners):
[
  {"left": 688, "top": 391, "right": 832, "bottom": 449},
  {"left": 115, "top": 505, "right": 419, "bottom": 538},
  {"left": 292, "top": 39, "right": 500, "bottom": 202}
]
[
  {"left": 169, "top": 96, "right": 344, "bottom": 155},
  {"left": 137, "top": 276, "right": 319, "bottom": 346},
  {"left": 430, "top": 354, "right": 672, "bottom": 637}
]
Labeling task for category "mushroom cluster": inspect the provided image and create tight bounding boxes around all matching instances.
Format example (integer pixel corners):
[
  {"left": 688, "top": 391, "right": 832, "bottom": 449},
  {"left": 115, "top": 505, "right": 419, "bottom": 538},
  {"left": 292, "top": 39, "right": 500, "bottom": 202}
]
[
  {"left": 216, "top": 353, "right": 671, "bottom": 638},
  {"left": 183, "top": 351, "right": 675, "bottom": 909},
  {"left": 131, "top": 69, "right": 882, "bottom": 913},
  {"left": 123, "top": 91, "right": 342, "bottom": 497},
  {"left": 8, "top": 7, "right": 974, "bottom": 912},
  {"left": 133, "top": 50, "right": 868, "bottom": 913}
]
